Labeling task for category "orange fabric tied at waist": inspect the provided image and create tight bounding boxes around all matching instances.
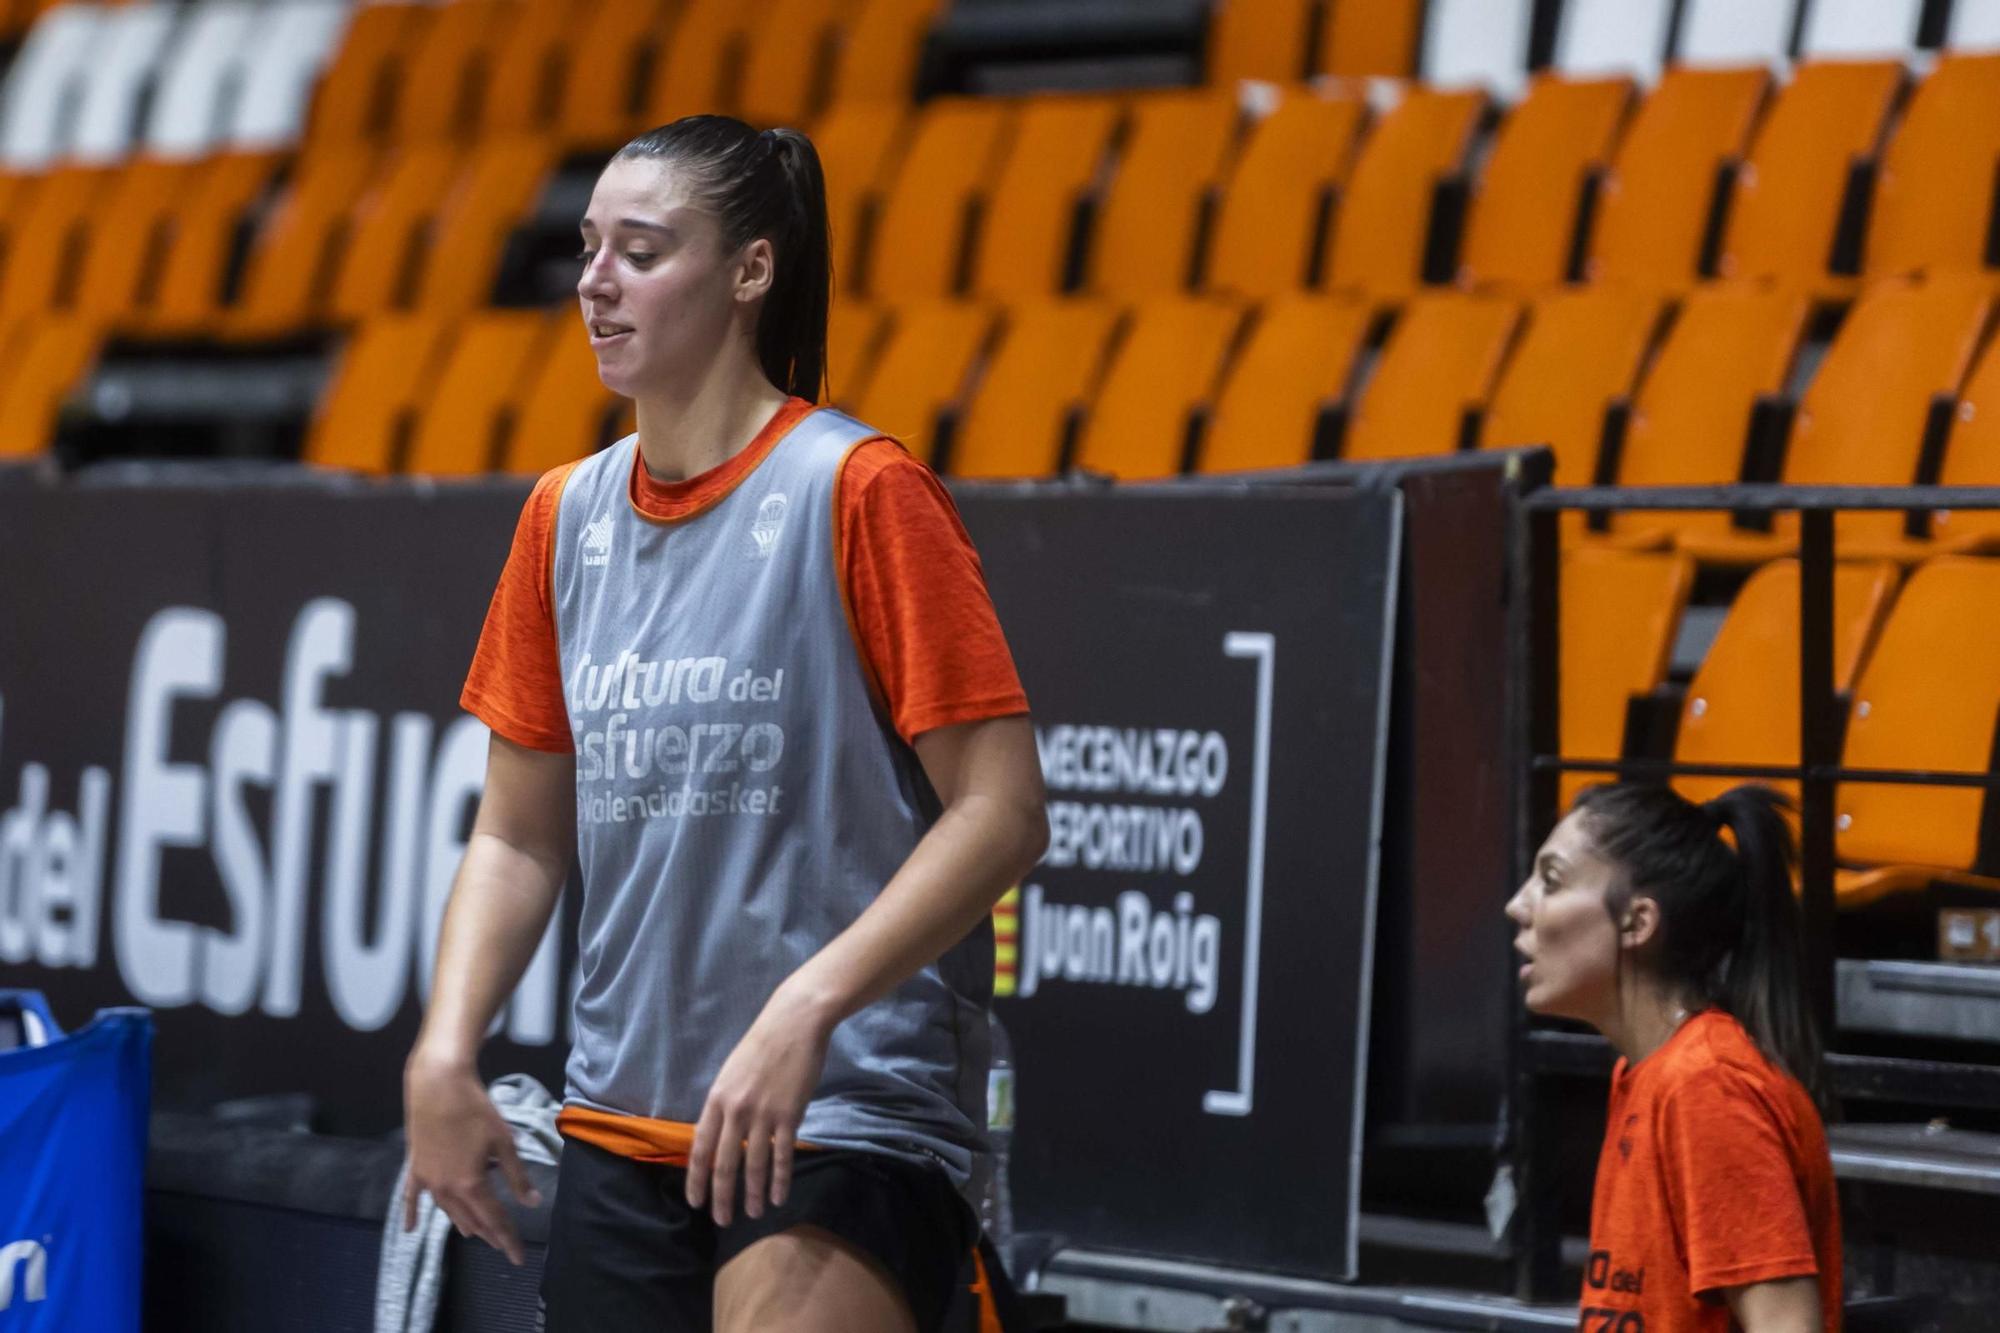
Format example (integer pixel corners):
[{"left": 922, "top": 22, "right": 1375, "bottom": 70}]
[{"left": 557, "top": 1105, "right": 824, "bottom": 1167}]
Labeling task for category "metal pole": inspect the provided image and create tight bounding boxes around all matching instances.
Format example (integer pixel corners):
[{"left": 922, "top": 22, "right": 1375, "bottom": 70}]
[{"left": 1797, "top": 510, "right": 1838, "bottom": 1046}]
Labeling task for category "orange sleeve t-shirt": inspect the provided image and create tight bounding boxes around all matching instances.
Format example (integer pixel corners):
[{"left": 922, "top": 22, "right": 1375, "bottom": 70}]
[
  {"left": 1585, "top": 1010, "right": 1842, "bottom": 1333},
  {"left": 459, "top": 399, "right": 1031, "bottom": 1162}
]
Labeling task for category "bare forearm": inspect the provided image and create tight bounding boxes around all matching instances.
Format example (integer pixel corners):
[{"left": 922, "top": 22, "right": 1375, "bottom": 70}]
[
  {"left": 414, "top": 831, "right": 567, "bottom": 1067},
  {"left": 785, "top": 790, "right": 1047, "bottom": 1025}
]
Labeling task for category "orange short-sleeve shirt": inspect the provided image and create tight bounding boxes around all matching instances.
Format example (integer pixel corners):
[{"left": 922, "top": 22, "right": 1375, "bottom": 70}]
[{"left": 1585, "top": 1010, "right": 1841, "bottom": 1333}]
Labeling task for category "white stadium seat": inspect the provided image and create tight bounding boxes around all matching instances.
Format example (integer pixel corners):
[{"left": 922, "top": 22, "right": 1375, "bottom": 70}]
[
  {"left": 1677, "top": 0, "right": 1797, "bottom": 67},
  {"left": 1799, "top": 0, "right": 1923, "bottom": 59},
  {"left": 229, "top": 1, "right": 351, "bottom": 151},
  {"left": 145, "top": 1, "right": 261, "bottom": 159},
  {"left": 1554, "top": 0, "right": 1675, "bottom": 81},
  {"left": 71, "top": 2, "right": 182, "bottom": 164},
  {"left": 0, "top": 4, "right": 105, "bottom": 169},
  {"left": 1421, "top": 0, "right": 1533, "bottom": 100}
]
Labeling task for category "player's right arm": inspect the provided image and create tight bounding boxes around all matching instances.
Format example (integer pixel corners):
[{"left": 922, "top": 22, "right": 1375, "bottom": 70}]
[{"left": 401, "top": 732, "right": 575, "bottom": 1264}]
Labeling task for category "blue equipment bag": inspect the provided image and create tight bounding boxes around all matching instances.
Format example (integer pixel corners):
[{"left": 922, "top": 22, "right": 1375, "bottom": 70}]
[{"left": 0, "top": 991, "right": 151, "bottom": 1331}]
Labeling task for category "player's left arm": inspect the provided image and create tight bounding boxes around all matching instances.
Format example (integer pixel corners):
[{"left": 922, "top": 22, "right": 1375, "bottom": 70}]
[
  {"left": 687, "top": 714, "right": 1047, "bottom": 1223},
  {"left": 1723, "top": 1274, "right": 1821, "bottom": 1331}
]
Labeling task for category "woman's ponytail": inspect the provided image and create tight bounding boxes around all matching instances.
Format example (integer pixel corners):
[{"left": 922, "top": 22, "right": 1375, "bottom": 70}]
[
  {"left": 1703, "top": 787, "right": 1829, "bottom": 1108},
  {"left": 613, "top": 116, "right": 834, "bottom": 402}
]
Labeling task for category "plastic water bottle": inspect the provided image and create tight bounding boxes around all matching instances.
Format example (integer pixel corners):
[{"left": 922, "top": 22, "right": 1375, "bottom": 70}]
[{"left": 980, "top": 1009, "right": 1016, "bottom": 1275}]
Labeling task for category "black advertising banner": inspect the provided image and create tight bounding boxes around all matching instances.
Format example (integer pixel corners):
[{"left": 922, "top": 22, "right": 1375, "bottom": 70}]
[
  {"left": 956, "top": 484, "right": 1402, "bottom": 1281},
  {"left": 0, "top": 477, "right": 558, "bottom": 1132}
]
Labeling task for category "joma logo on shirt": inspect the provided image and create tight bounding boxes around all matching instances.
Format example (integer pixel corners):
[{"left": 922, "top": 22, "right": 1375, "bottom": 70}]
[{"left": 582, "top": 515, "right": 614, "bottom": 568}]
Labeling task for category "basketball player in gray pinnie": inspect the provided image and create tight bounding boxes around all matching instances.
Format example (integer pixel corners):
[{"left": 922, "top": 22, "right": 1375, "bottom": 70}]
[{"left": 401, "top": 115, "right": 1047, "bottom": 1333}]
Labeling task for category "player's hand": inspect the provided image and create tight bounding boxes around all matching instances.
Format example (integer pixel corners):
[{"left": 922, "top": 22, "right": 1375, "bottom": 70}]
[
  {"left": 686, "top": 982, "right": 835, "bottom": 1225},
  {"left": 403, "top": 1052, "right": 540, "bottom": 1265}
]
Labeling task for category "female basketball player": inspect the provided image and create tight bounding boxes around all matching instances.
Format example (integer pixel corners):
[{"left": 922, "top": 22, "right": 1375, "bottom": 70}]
[
  {"left": 401, "top": 116, "right": 1048, "bottom": 1333},
  {"left": 1506, "top": 783, "right": 1840, "bottom": 1333}
]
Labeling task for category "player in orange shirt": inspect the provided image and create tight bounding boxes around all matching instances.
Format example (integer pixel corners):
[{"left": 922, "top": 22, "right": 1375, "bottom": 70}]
[
  {"left": 399, "top": 115, "right": 1047, "bottom": 1333},
  {"left": 1507, "top": 784, "right": 1840, "bottom": 1333}
]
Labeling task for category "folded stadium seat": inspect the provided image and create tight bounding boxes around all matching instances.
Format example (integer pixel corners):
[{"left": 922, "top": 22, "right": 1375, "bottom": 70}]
[
  {"left": 966, "top": 95, "right": 1123, "bottom": 302},
  {"left": 302, "top": 3, "right": 432, "bottom": 151},
  {"left": 1713, "top": 60, "right": 1905, "bottom": 296},
  {"left": 863, "top": 98, "right": 1015, "bottom": 303},
  {"left": 1315, "top": 0, "right": 1422, "bottom": 78},
  {"left": 644, "top": 0, "right": 758, "bottom": 126},
  {"left": 224, "top": 146, "right": 382, "bottom": 339},
  {"left": 1203, "top": 86, "right": 1366, "bottom": 301},
  {"left": 1549, "top": 0, "right": 1674, "bottom": 85},
  {"left": 949, "top": 298, "right": 1123, "bottom": 478},
  {"left": 1420, "top": 0, "right": 1533, "bottom": 102},
  {"left": 1478, "top": 287, "right": 1661, "bottom": 487},
  {"left": 1677, "top": 277, "right": 1993, "bottom": 562},
  {"left": 0, "top": 317, "right": 101, "bottom": 458},
  {"left": 1454, "top": 74, "right": 1633, "bottom": 293},
  {"left": 407, "top": 312, "right": 555, "bottom": 475},
  {"left": 1197, "top": 294, "right": 1373, "bottom": 472},
  {"left": 1340, "top": 291, "right": 1522, "bottom": 462},
  {"left": 0, "top": 166, "right": 111, "bottom": 326},
  {"left": 1071, "top": 297, "right": 1247, "bottom": 479},
  {"left": 478, "top": 0, "right": 588, "bottom": 140},
  {"left": 1321, "top": 85, "right": 1486, "bottom": 306},
  {"left": 66, "top": 1, "right": 180, "bottom": 166},
  {"left": 812, "top": 101, "right": 913, "bottom": 301},
  {"left": 227, "top": 1, "right": 351, "bottom": 154},
  {"left": 849, "top": 301, "right": 998, "bottom": 465},
  {"left": 505, "top": 315, "right": 624, "bottom": 475},
  {"left": 1205, "top": 0, "right": 1314, "bottom": 83},
  {"left": 1845, "top": 329, "right": 2000, "bottom": 560},
  {"left": 1557, "top": 547, "right": 1694, "bottom": 810},
  {"left": 416, "top": 137, "right": 562, "bottom": 315},
  {"left": 826, "top": 298, "right": 888, "bottom": 406},
  {"left": 70, "top": 159, "right": 211, "bottom": 324},
  {"left": 327, "top": 144, "right": 467, "bottom": 323},
  {"left": 1086, "top": 89, "right": 1242, "bottom": 300},
  {"left": 1835, "top": 555, "right": 2000, "bottom": 908},
  {"left": 739, "top": 0, "right": 862, "bottom": 128},
  {"left": 1582, "top": 67, "right": 1770, "bottom": 291},
  {"left": 303, "top": 314, "right": 455, "bottom": 473},
  {"left": 391, "top": 0, "right": 523, "bottom": 144},
  {"left": 132, "top": 152, "right": 287, "bottom": 336},
  {"left": 554, "top": 0, "right": 671, "bottom": 148},
  {"left": 0, "top": 4, "right": 103, "bottom": 170},
  {"left": 825, "top": 0, "right": 941, "bottom": 107},
  {"left": 1670, "top": 557, "right": 1901, "bottom": 806},
  {"left": 1865, "top": 54, "right": 2000, "bottom": 283},
  {"left": 1589, "top": 285, "right": 1809, "bottom": 550}
]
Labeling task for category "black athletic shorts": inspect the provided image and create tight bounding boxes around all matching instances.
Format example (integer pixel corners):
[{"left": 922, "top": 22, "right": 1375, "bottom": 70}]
[{"left": 539, "top": 1135, "right": 977, "bottom": 1332}]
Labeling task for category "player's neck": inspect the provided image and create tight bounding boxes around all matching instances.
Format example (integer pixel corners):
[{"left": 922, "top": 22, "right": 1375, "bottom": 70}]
[
  {"left": 633, "top": 353, "right": 790, "bottom": 483},
  {"left": 1602, "top": 977, "right": 1696, "bottom": 1069}
]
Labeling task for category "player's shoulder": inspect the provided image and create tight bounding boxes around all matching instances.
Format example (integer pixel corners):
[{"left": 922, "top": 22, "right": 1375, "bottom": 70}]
[{"left": 837, "top": 431, "right": 935, "bottom": 492}]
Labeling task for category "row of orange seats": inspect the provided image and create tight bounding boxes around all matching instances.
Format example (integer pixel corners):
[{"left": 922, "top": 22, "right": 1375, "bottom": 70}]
[{"left": 1563, "top": 549, "right": 2000, "bottom": 910}]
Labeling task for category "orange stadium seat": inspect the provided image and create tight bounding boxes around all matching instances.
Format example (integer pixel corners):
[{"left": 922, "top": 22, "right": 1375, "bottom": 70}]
[
  {"left": 1584, "top": 66, "right": 1770, "bottom": 291},
  {"left": 1198, "top": 294, "right": 1372, "bottom": 472},
  {"left": 393, "top": 0, "right": 521, "bottom": 143},
  {"left": 826, "top": 298, "right": 888, "bottom": 405},
  {"left": 1204, "top": 87, "right": 1366, "bottom": 300},
  {"left": 1837, "top": 556, "right": 2000, "bottom": 906},
  {"left": 554, "top": 0, "right": 669, "bottom": 148},
  {"left": 408, "top": 312, "right": 554, "bottom": 475},
  {"left": 646, "top": 0, "right": 757, "bottom": 126},
  {"left": 1715, "top": 60, "right": 1904, "bottom": 293},
  {"left": 827, "top": 0, "right": 940, "bottom": 107},
  {"left": 1480, "top": 287, "right": 1660, "bottom": 486},
  {"left": 1672, "top": 558, "right": 1901, "bottom": 806},
  {"left": 740, "top": 0, "right": 858, "bottom": 128},
  {"left": 137, "top": 152, "right": 287, "bottom": 336},
  {"left": 969, "top": 96, "right": 1123, "bottom": 301},
  {"left": 329, "top": 144, "right": 465, "bottom": 323},
  {"left": 0, "top": 318, "right": 101, "bottom": 458},
  {"left": 1324, "top": 86, "right": 1486, "bottom": 304},
  {"left": 71, "top": 159, "right": 205, "bottom": 324},
  {"left": 1679, "top": 278, "right": 1993, "bottom": 561},
  {"left": 1342, "top": 292, "right": 1521, "bottom": 461},
  {"left": 950, "top": 298, "right": 1122, "bottom": 478},
  {"left": 480, "top": 0, "right": 591, "bottom": 140},
  {"left": 1317, "top": 0, "right": 1423, "bottom": 78},
  {"left": 505, "top": 316, "right": 622, "bottom": 475},
  {"left": 227, "top": 147, "right": 381, "bottom": 338},
  {"left": 1088, "top": 89, "right": 1242, "bottom": 299},
  {"left": 1926, "top": 339, "right": 2000, "bottom": 553},
  {"left": 1866, "top": 53, "right": 2000, "bottom": 282},
  {"left": 1206, "top": 0, "right": 1314, "bottom": 83},
  {"left": 0, "top": 167, "right": 110, "bottom": 325},
  {"left": 418, "top": 137, "right": 562, "bottom": 315},
  {"left": 304, "top": 3, "right": 430, "bottom": 150},
  {"left": 865, "top": 98, "right": 1014, "bottom": 302},
  {"left": 849, "top": 301, "right": 998, "bottom": 466},
  {"left": 1073, "top": 297, "right": 1247, "bottom": 479},
  {"left": 305, "top": 314, "right": 454, "bottom": 473},
  {"left": 1558, "top": 547, "right": 1694, "bottom": 808},
  {"left": 1456, "top": 74, "right": 1633, "bottom": 292},
  {"left": 1594, "top": 286, "right": 1809, "bottom": 550},
  {"left": 813, "top": 101, "right": 912, "bottom": 301}
]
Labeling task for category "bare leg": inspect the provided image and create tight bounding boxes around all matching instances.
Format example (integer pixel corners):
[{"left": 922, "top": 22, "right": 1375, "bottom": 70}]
[{"left": 714, "top": 1225, "right": 920, "bottom": 1333}]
